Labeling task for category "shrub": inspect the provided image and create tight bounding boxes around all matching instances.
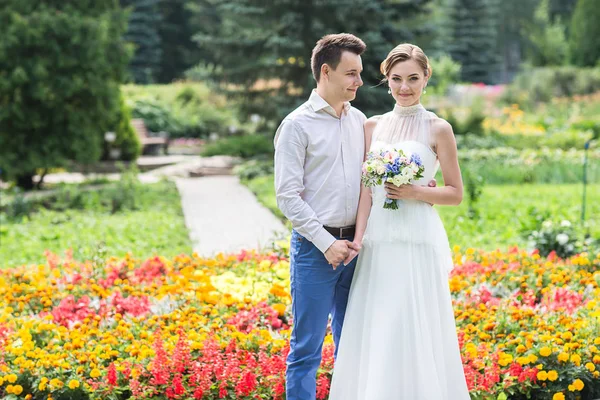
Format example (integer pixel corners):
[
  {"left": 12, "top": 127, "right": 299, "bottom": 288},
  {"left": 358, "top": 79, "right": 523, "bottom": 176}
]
[
  {"left": 502, "top": 67, "right": 600, "bottom": 106},
  {"left": 234, "top": 159, "right": 274, "bottom": 181},
  {"left": 526, "top": 219, "right": 582, "bottom": 258},
  {"left": 201, "top": 135, "right": 274, "bottom": 159},
  {"left": 103, "top": 94, "right": 142, "bottom": 161}
]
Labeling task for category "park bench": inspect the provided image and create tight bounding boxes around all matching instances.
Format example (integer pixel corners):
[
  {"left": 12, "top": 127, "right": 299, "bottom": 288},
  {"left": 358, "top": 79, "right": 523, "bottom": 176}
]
[{"left": 131, "top": 118, "right": 169, "bottom": 155}]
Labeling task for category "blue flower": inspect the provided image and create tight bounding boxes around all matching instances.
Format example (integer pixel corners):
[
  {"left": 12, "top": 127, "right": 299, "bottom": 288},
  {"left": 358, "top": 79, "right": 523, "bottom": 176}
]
[{"left": 410, "top": 153, "right": 422, "bottom": 167}]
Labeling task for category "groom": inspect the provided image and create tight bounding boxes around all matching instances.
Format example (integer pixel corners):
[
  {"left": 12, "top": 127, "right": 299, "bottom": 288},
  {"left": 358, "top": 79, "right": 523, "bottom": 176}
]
[{"left": 274, "top": 33, "right": 367, "bottom": 400}]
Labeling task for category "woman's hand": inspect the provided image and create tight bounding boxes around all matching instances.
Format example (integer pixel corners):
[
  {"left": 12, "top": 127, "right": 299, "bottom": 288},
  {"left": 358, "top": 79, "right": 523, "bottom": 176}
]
[
  {"left": 384, "top": 182, "right": 422, "bottom": 200},
  {"left": 343, "top": 240, "right": 362, "bottom": 266}
]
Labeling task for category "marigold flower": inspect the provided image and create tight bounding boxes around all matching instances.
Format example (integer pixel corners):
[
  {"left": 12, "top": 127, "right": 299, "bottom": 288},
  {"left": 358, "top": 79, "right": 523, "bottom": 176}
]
[
  {"left": 537, "top": 371, "right": 548, "bottom": 381},
  {"left": 68, "top": 380, "right": 80, "bottom": 389},
  {"left": 539, "top": 347, "right": 552, "bottom": 357}
]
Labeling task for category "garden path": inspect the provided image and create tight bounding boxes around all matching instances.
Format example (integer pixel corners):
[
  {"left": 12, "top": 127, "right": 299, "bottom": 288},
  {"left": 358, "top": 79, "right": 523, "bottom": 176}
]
[{"left": 175, "top": 176, "right": 287, "bottom": 256}]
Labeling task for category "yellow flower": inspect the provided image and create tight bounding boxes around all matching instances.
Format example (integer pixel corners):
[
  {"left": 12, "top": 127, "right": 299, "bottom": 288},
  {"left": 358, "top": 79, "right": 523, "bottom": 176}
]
[
  {"left": 558, "top": 352, "right": 569, "bottom": 362},
  {"left": 561, "top": 331, "right": 573, "bottom": 341},
  {"left": 586, "top": 362, "right": 596, "bottom": 372},
  {"left": 13, "top": 385, "right": 23, "bottom": 395},
  {"left": 90, "top": 368, "right": 101, "bottom": 378},
  {"left": 516, "top": 344, "right": 527, "bottom": 353},
  {"left": 570, "top": 354, "right": 582, "bottom": 366},
  {"left": 68, "top": 380, "right": 80, "bottom": 389},
  {"left": 537, "top": 371, "right": 548, "bottom": 381},
  {"left": 548, "top": 370, "right": 559, "bottom": 381},
  {"left": 539, "top": 346, "right": 552, "bottom": 357},
  {"left": 49, "top": 378, "right": 63, "bottom": 388},
  {"left": 5, "top": 373, "right": 18, "bottom": 383},
  {"left": 553, "top": 393, "right": 565, "bottom": 400},
  {"left": 572, "top": 379, "right": 584, "bottom": 391}
]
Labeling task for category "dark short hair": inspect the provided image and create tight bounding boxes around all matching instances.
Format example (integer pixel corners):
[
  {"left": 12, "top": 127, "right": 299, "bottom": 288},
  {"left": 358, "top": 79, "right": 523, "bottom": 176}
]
[{"left": 311, "top": 33, "right": 366, "bottom": 83}]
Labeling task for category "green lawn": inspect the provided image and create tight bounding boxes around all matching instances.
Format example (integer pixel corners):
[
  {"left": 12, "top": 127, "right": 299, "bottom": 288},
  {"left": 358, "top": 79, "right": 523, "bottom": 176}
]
[
  {"left": 243, "top": 175, "right": 599, "bottom": 251},
  {"left": 0, "top": 181, "right": 192, "bottom": 268}
]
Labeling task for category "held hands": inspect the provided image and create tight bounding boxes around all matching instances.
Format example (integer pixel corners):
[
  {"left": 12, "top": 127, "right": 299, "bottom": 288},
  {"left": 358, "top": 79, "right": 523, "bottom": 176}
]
[
  {"left": 325, "top": 240, "right": 361, "bottom": 270},
  {"left": 343, "top": 241, "right": 362, "bottom": 266}
]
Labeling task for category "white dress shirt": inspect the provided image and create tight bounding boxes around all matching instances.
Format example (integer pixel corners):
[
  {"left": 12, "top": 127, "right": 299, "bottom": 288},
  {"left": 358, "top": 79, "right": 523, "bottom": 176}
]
[{"left": 274, "top": 90, "right": 366, "bottom": 254}]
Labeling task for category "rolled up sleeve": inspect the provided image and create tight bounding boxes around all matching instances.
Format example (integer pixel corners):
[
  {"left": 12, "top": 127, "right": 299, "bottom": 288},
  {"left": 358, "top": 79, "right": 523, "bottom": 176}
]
[{"left": 274, "top": 120, "right": 336, "bottom": 254}]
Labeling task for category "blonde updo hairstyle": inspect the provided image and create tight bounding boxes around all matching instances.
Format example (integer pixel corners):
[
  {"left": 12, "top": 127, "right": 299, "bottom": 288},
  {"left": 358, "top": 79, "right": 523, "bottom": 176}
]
[{"left": 380, "top": 43, "right": 432, "bottom": 83}]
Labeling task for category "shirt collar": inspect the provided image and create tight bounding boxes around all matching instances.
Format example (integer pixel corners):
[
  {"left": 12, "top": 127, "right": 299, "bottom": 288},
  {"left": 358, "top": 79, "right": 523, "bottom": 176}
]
[{"left": 309, "top": 89, "right": 351, "bottom": 117}]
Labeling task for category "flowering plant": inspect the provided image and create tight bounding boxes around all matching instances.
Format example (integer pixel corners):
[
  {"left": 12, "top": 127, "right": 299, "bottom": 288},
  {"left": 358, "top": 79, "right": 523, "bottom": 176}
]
[{"left": 361, "top": 147, "right": 425, "bottom": 209}]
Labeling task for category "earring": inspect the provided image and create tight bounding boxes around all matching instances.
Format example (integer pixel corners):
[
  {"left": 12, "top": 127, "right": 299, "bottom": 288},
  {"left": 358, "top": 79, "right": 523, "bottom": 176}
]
[
  {"left": 423, "top": 89, "right": 427, "bottom": 94},
  {"left": 388, "top": 88, "right": 391, "bottom": 94}
]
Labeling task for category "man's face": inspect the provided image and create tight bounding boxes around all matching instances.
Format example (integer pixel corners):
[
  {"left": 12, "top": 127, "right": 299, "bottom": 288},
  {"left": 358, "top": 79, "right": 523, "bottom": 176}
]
[{"left": 323, "top": 51, "right": 364, "bottom": 102}]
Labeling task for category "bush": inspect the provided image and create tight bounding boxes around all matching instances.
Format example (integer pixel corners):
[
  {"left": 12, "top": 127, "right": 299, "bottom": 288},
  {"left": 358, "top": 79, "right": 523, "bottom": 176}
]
[
  {"left": 201, "top": 134, "right": 274, "bottom": 159},
  {"left": 103, "top": 94, "right": 142, "bottom": 161},
  {"left": 525, "top": 219, "right": 583, "bottom": 258},
  {"left": 0, "top": 1, "right": 131, "bottom": 189},
  {"left": 129, "top": 97, "right": 180, "bottom": 135},
  {"left": 234, "top": 159, "right": 274, "bottom": 181},
  {"left": 502, "top": 66, "right": 600, "bottom": 106},
  {"left": 427, "top": 54, "right": 462, "bottom": 96},
  {"left": 122, "top": 82, "right": 238, "bottom": 139},
  {"left": 439, "top": 104, "right": 486, "bottom": 136}
]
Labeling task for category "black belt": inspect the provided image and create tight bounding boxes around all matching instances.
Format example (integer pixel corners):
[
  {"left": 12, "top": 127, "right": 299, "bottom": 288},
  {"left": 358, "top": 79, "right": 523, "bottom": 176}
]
[{"left": 324, "top": 225, "right": 356, "bottom": 238}]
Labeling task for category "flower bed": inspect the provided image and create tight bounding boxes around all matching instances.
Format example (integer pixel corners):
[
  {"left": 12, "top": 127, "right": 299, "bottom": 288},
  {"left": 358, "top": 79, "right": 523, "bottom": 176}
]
[{"left": 0, "top": 245, "right": 598, "bottom": 399}]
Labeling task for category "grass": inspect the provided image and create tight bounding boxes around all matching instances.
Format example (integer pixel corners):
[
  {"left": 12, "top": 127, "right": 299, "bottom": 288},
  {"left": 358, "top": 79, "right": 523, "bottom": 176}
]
[
  {"left": 242, "top": 175, "right": 599, "bottom": 251},
  {"left": 0, "top": 181, "right": 192, "bottom": 268}
]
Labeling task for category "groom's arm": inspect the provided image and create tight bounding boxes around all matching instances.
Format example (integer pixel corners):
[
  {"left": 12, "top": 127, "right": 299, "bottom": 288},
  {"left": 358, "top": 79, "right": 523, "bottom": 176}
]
[{"left": 274, "top": 120, "right": 337, "bottom": 254}]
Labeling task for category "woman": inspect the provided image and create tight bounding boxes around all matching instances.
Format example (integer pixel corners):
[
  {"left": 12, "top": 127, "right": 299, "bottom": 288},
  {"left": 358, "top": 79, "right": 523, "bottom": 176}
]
[{"left": 329, "top": 43, "right": 470, "bottom": 399}]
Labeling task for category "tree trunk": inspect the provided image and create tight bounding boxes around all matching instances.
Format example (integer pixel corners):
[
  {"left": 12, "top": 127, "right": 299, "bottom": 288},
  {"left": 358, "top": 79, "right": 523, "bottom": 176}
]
[{"left": 16, "top": 173, "right": 35, "bottom": 190}]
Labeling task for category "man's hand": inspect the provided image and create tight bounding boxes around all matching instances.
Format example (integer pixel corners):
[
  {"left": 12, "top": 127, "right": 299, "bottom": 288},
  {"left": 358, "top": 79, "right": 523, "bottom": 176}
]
[{"left": 325, "top": 240, "right": 357, "bottom": 269}]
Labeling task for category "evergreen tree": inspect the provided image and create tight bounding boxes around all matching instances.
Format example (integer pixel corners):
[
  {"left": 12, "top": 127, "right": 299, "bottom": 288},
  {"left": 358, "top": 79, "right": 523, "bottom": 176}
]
[
  {"left": 190, "top": 0, "right": 434, "bottom": 123},
  {"left": 570, "top": 0, "right": 600, "bottom": 67},
  {"left": 446, "top": 0, "right": 501, "bottom": 83},
  {"left": 156, "top": 0, "right": 202, "bottom": 83},
  {"left": 0, "top": 0, "right": 131, "bottom": 189},
  {"left": 122, "top": 0, "right": 162, "bottom": 83}
]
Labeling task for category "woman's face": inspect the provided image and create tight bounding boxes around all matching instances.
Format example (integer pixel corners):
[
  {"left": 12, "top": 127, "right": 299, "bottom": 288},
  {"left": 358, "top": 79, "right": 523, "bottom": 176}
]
[{"left": 387, "top": 59, "right": 428, "bottom": 107}]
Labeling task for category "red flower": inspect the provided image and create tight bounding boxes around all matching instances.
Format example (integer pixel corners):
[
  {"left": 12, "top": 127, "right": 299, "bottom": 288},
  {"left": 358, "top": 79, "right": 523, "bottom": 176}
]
[
  {"left": 107, "top": 362, "right": 118, "bottom": 386},
  {"left": 236, "top": 370, "right": 258, "bottom": 396},
  {"left": 316, "top": 374, "right": 330, "bottom": 399}
]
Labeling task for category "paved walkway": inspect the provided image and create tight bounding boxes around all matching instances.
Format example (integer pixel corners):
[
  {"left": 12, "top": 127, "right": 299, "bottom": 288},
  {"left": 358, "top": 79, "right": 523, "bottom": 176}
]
[{"left": 175, "top": 176, "right": 287, "bottom": 256}]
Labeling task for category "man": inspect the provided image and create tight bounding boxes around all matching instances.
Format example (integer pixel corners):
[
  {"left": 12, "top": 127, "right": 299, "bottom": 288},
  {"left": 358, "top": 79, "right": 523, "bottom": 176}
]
[{"left": 274, "top": 33, "right": 366, "bottom": 400}]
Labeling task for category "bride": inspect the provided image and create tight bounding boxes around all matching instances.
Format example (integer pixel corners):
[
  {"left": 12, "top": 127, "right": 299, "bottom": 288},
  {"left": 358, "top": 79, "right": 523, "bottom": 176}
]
[{"left": 328, "top": 43, "right": 470, "bottom": 399}]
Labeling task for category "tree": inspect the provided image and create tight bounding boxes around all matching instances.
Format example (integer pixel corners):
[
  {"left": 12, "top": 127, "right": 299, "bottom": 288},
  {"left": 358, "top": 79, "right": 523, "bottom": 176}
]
[
  {"left": 0, "top": 0, "right": 131, "bottom": 189},
  {"left": 523, "top": 0, "right": 569, "bottom": 66},
  {"left": 189, "top": 0, "right": 435, "bottom": 124},
  {"left": 445, "top": 0, "right": 501, "bottom": 84},
  {"left": 156, "top": 0, "right": 203, "bottom": 83},
  {"left": 122, "top": 0, "right": 162, "bottom": 83},
  {"left": 570, "top": 0, "right": 600, "bottom": 67}
]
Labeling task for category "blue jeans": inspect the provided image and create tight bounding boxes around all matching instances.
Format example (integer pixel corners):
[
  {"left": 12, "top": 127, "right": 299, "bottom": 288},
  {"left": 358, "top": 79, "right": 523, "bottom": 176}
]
[{"left": 286, "top": 229, "right": 357, "bottom": 400}]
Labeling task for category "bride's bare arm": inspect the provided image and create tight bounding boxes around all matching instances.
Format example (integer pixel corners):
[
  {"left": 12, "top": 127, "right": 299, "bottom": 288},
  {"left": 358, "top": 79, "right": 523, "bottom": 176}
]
[
  {"left": 354, "top": 118, "right": 378, "bottom": 245},
  {"left": 384, "top": 118, "right": 463, "bottom": 206},
  {"left": 343, "top": 118, "right": 378, "bottom": 264}
]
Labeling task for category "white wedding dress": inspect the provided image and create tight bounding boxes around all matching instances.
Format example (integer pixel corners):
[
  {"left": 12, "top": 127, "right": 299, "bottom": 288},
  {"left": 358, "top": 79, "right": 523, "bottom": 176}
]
[{"left": 328, "top": 104, "right": 470, "bottom": 400}]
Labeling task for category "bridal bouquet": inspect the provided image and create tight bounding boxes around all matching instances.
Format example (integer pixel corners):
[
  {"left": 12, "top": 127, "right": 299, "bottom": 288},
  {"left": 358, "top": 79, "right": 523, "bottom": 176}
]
[{"left": 361, "top": 147, "right": 425, "bottom": 210}]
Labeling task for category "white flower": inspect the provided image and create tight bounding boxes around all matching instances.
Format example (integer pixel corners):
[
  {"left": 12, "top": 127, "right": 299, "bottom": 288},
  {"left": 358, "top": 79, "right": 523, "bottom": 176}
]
[
  {"left": 542, "top": 220, "right": 553, "bottom": 229},
  {"left": 376, "top": 165, "right": 386, "bottom": 175},
  {"left": 556, "top": 233, "right": 569, "bottom": 245},
  {"left": 560, "top": 220, "right": 571, "bottom": 227}
]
